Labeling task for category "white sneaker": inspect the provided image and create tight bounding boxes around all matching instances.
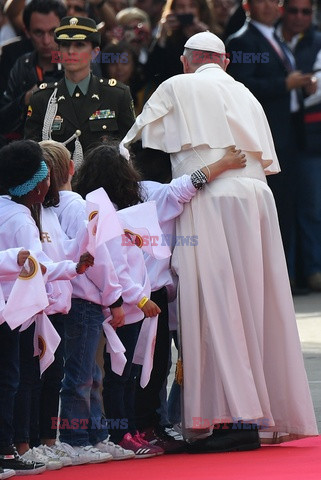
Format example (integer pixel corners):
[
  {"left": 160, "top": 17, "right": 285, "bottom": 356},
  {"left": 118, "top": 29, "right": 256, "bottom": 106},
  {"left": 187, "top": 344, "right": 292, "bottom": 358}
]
[
  {"left": 0, "top": 469, "right": 15, "bottom": 479},
  {"left": 94, "top": 436, "right": 135, "bottom": 460},
  {"left": 51, "top": 442, "right": 88, "bottom": 466},
  {"left": 21, "top": 447, "right": 63, "bottom": 470},
  {"left": 37, "top": 445, "right": 72, "bottom": 467},
  {"left": 73, "top": 445, "right": 113, "bottom": 464}
]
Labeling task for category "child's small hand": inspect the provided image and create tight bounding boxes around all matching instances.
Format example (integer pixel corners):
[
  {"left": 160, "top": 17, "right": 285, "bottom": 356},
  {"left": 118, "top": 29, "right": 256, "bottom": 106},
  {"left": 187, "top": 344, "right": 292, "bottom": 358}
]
[
  {"left": 202, "top": 147, "right": 247, "bottom": 182},
  {"left": 141, "top": 299, "right": 161, "bottom": 318},
  {"left": 76, "top": 252, "right": 94, "bottom": 274},
  {"left": 109, "top": 306, "right": 125, "bottom": 329},
  {"left": 222, "top": 146, "right": 246, "bottom": 170},
  {"left": 17, "top": 249, "right": 30, "bottom": 267}
]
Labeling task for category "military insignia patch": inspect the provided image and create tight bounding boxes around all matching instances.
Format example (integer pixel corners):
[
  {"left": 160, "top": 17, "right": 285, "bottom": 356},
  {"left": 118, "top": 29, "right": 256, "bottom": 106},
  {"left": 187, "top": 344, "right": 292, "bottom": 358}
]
[
  {"left": 108, "top": 79, "right": 117, "bottom": 87},
  {"left": 27, "top": 105, "right": 32, "bottom": 117},
  {"left": 89, "top": 110, "right": 115, "bottom": 120}
]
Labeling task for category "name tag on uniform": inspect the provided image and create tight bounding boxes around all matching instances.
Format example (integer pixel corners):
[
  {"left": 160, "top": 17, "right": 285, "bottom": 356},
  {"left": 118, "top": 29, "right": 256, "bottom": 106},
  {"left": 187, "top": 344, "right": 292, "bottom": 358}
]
[
  {"left": 89, "top": 109, "right": 115, "bottom": 120},
  {"left": 52, "top": 115, "right": 63, "bottom": 131}
]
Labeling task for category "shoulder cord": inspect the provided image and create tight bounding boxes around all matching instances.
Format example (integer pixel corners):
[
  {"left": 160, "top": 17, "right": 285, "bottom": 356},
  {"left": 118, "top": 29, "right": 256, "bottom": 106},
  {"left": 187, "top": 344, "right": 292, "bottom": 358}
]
[
  {"left": 62, "top": 131, "right": 83, "bottom": 171},
  {"left": 42, "top": 86, "right": 83, "bottom": 170},
  {"left": 42, "top": 87, "right": 58, "bottom": 141}
]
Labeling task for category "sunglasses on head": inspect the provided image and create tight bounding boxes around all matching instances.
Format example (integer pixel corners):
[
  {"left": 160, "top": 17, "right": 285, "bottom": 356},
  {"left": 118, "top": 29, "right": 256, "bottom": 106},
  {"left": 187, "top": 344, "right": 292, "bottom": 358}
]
[{"left": 286, "top": 7, "right": 312, "bottom": 15}]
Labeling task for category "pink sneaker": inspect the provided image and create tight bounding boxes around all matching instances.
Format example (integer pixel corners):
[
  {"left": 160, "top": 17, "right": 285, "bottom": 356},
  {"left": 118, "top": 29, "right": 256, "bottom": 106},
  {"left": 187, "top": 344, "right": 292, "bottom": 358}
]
[
  {"left": 134, "top": 432, "right": 164, "bottom": 456},
  {"left": 119, "top": 433, "right": 157, "bottom": 459}
]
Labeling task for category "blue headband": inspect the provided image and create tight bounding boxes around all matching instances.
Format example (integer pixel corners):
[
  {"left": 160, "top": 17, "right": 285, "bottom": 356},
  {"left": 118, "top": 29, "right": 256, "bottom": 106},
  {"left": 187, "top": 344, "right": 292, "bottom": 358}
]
[{"left": 9, "top": 161, "right": 48, "bottom": 197}]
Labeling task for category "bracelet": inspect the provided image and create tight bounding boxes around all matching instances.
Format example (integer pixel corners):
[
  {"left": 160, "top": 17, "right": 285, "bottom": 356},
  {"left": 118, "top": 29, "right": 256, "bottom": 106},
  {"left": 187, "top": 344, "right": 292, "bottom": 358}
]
[
  {"left": 137, "top": 296, "right": 149, "bottom": 309},
  {"left": 190, "top": 169, "right": 208, "bottom": 190},
  {"left": 95, "top": 0, "right": 105, "bottom": 8}
]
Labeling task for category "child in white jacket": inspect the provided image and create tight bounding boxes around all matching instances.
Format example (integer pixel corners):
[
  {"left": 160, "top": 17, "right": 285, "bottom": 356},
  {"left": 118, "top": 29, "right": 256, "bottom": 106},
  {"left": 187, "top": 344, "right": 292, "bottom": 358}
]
[
  {"left": 0, "top": 140, "right": 92, "bottom": 476},
  {"left": 40, "top": 140, "right": 135, "bottom": 463}
]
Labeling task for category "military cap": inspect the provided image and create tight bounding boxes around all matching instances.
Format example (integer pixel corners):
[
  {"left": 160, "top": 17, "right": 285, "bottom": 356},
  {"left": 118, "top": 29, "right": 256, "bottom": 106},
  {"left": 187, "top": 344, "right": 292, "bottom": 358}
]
[{"left": 54, "top": 16, "right": 101, "bottom": 46}]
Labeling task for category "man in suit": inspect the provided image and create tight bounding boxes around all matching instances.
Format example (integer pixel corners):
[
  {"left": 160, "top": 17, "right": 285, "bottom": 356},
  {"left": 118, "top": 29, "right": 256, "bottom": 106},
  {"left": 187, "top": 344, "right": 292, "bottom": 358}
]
[
  {"left": 226, "top": 0, "right": 315, "bottom": 288},
  {"left": 24, "top": 15, "right": 135, "bottom": 169},
  {"left": 276, "top": 0, "right": 321, "bottom": 291}
]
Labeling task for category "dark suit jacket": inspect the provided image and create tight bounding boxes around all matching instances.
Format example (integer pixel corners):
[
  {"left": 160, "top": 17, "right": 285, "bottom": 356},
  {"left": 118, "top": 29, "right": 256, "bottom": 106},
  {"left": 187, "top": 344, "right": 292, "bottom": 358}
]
[{"left": 226, "top": 21, "right": 295, "bottom": 152}]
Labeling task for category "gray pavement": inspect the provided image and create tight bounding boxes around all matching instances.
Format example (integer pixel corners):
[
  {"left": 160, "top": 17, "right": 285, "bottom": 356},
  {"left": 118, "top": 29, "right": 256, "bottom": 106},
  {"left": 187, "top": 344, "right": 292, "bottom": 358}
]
[{"left": 294, "top": 292, "right": 321, "bottom": 433}]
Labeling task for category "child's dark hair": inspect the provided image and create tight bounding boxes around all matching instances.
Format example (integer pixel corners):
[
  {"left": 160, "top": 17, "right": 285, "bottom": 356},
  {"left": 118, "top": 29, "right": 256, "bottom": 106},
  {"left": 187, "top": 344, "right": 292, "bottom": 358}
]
[
  {"left": 74, "top": 143, "right": 145, "bottom": 209},
  {"left": 0, "top": 139, "right": 43, "bottom": 193}
]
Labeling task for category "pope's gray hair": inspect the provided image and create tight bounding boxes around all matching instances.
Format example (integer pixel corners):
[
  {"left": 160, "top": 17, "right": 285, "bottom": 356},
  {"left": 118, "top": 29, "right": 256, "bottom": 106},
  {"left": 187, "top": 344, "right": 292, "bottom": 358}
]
[{"left": 183, "top": 47, "right": 226, "bottom": 68}]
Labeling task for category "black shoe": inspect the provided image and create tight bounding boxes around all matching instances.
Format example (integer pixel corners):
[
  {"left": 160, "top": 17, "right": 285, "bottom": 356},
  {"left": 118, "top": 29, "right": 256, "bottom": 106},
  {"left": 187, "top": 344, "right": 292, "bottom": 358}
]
[
  {"left": 141, "top": 426, "right": 187, "bottom": 454},
  {"left": 187, "top": 427, "right": 261, "bottom": 453},
  {"left": 0, "top": 445, "right": 46, "bottom": 476}
]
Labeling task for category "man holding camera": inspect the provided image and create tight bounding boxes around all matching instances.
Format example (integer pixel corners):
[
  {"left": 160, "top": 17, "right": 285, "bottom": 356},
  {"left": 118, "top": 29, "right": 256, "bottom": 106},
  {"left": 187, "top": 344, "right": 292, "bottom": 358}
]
[{"left": 145, "top": 0, "right": 213, "bottom": 87}]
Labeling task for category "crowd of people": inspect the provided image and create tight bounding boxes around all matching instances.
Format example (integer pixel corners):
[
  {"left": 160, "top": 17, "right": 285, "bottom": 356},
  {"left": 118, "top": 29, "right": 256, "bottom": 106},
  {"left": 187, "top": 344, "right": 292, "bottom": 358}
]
[{"left": 0, "top": 0, "right": 320, "bottom": 477}]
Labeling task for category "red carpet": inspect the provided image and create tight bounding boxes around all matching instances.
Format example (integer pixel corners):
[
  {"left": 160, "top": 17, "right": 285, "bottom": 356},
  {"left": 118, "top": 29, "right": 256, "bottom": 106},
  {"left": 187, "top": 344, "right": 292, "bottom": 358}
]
[{"left": 25, "top": 436, "right": 321, "bottom": 480}]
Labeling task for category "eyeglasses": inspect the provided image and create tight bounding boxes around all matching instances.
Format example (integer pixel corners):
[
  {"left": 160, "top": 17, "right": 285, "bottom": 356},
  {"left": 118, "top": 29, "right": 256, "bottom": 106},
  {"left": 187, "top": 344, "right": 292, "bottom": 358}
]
[{"left": 286, "top": 7, "right": 313, "bottom": 15}]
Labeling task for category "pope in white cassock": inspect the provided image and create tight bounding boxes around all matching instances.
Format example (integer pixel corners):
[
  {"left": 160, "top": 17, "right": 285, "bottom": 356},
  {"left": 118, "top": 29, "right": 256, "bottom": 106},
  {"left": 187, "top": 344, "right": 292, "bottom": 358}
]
[{"left": 121, "top": 32, "right": 318, "bottom": 452}]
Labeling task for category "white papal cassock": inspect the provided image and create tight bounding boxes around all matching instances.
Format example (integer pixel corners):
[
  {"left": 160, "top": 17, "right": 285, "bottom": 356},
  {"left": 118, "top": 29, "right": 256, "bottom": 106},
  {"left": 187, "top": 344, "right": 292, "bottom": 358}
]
[{"left": 121, "top": 63, "right": 318, "bottom": 442}]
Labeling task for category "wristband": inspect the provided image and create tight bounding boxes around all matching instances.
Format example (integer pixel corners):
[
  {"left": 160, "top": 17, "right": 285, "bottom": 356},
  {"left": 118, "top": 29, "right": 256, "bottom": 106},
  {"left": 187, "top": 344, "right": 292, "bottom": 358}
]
[
  {"left": 137, "top": 296, "right": 149, "bottom": 309},
  {"left": 190, "top": 169, "right": 208, "bottom": 190}
]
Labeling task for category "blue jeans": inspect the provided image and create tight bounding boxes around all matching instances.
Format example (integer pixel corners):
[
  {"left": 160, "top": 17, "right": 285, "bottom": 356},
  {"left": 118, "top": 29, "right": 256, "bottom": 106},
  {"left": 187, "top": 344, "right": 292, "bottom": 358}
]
[
  {"left": 0, "top": 323, "right": 20, "bottom": 447},
  {"left": 59, "top": 299, "right": 106, "bottom": 446},
  {"left": 297, "top": 152, "right": 321, "bottom": 277},
  {"left": 103, "top": 321, "right": 142, "bottom": 443}
]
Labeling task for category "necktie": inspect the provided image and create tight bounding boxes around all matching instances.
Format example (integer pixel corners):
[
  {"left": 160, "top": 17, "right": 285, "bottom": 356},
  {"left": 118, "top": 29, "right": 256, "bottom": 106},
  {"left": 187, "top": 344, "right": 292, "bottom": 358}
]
[{"left": 273, "top": 32, "right": 295, "bottom": 72}]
